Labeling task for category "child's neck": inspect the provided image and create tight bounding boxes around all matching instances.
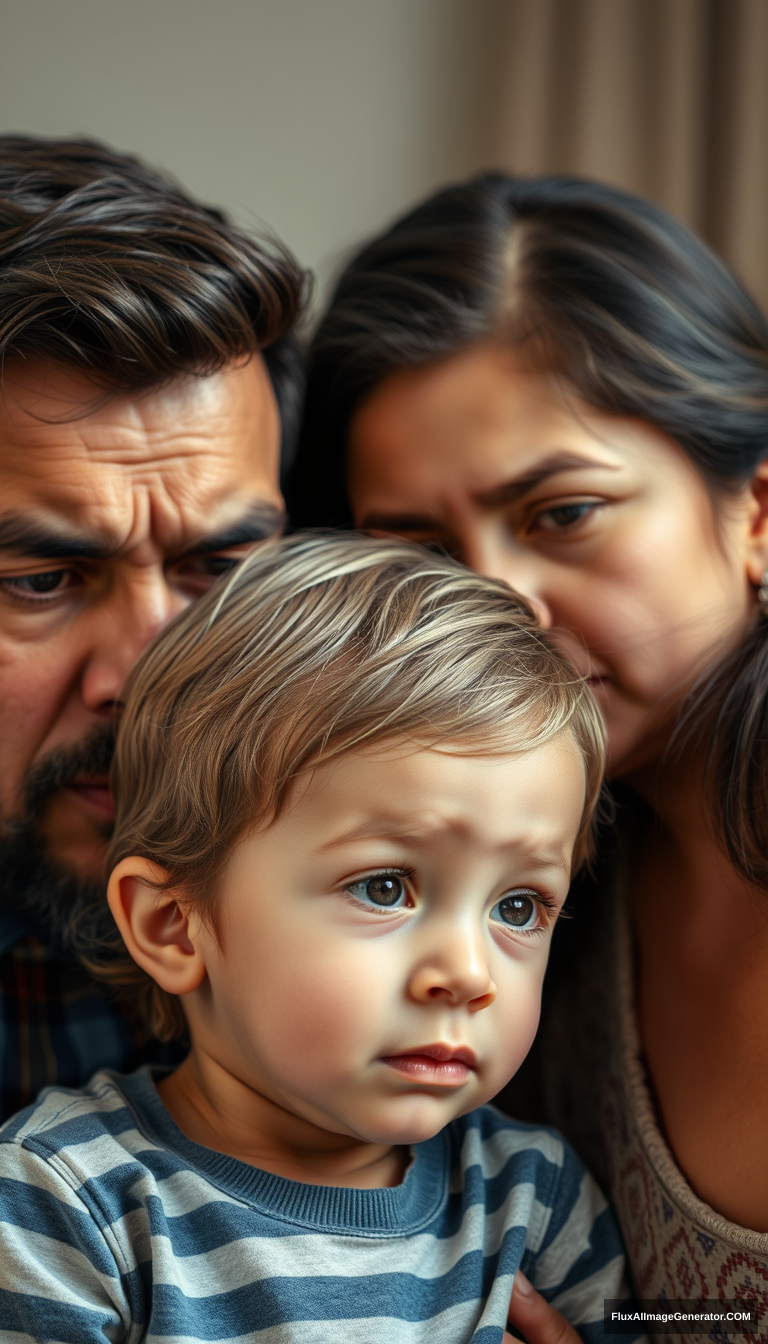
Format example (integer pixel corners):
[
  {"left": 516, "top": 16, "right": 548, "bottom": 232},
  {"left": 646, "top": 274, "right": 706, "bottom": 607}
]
[{"left": 157, "top": 1050, "right": 409, "bottom": 1189}]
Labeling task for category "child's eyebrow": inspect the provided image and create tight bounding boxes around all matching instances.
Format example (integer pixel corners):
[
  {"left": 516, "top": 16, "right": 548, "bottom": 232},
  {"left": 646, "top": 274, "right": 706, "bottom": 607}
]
[
  {"left": 319, "top": 816, "right": 574, "bottom": 872},
  {"left": 318, "top": 816, "right": 441, "bottom": 849}
]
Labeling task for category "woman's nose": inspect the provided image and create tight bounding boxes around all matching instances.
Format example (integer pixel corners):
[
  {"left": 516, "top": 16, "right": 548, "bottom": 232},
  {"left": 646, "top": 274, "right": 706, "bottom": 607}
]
[
  {"left": 459, "top": 525, "right": 554, "bottom": 629},
  {"left": 408, "top": 928, "right": 497, "bottom": 1013}
]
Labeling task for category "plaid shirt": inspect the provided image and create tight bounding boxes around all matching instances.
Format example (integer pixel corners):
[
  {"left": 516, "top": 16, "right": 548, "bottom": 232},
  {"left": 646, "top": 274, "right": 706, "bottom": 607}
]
[{"left": 0, "top": 909, "right": 184, "bottom": 1123}]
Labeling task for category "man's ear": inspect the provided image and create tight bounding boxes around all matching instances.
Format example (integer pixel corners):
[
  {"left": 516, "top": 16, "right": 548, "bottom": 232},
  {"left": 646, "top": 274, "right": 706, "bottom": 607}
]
[
  {"left": 745, "top": 459, "right": 768, "bottom": 585},
  {"left": 107, "top": 857, "right": 207, "bottom": 997}
]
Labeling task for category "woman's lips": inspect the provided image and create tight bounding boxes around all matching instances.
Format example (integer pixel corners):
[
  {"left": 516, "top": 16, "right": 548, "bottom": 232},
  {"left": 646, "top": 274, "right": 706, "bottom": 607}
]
[
  {"left": 66, "top": 779, "right": 115, "bottom": 820},
  {"left": 379, "top": 1044, "right": 477, "bottom": 1085}
]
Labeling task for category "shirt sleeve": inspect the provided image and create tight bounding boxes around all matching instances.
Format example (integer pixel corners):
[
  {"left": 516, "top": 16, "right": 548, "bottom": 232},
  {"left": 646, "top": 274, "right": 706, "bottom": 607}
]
[
  {"left": 522, "top": 1140, "right": 646, "bottom": 1344},
  {"left": 0, "top": 1138, "right": 135, "bottom": 1343}
]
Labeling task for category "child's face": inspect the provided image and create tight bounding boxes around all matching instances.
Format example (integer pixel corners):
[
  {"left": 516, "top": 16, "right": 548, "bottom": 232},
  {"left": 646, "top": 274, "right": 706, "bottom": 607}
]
[{"left": 190, "top": 734, "right": 585, "bottom": 1146}]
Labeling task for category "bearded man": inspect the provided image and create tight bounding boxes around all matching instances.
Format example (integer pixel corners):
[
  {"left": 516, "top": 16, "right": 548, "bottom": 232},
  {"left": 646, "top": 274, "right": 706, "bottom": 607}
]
[{"left": 0, "top": 136, "right": 305, "bottom": 1118}]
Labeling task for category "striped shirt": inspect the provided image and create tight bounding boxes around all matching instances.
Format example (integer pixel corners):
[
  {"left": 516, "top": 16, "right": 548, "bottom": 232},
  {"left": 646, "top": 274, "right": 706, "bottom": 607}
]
[{"left": 0, "top": 1068, "right": 637, "bottom": 1343}]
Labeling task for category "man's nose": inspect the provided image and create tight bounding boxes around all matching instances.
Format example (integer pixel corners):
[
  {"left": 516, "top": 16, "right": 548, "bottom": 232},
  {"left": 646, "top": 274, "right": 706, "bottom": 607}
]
[
  {"left": 408, "top": 923, "right": 497, "bottom": 1013},
  {"left": 460, "top": 525, "right": 554, "bottom": 629},
  {"left": 80, "top": 571, "right": 187, "bottom": 713}
]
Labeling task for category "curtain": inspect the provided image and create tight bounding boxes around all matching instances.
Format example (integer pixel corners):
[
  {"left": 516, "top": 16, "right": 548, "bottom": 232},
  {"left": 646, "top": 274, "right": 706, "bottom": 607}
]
[{"left": 488, "top": 0, "right": 768, "bottom": 312}]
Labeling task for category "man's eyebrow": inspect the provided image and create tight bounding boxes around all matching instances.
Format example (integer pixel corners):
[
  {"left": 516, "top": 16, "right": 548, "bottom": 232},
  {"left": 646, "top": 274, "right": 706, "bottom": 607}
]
[
  {"left": 180, "top": 503, "right": 286, "bottom": 555},
  {"left": 0, "top": 503, "right": 286, "bottom": 562},
  {"left": 0, "top": 514, "right": 114, "bottom": 560}
]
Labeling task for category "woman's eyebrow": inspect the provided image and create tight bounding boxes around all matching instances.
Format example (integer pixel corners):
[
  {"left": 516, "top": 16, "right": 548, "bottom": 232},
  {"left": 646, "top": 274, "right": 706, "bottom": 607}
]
[
  {"left": 474, "top": 451, "right": 620, "bottom": 508},
  {"left": 359, "top": 453, "right": 619, "bottom": 531}
]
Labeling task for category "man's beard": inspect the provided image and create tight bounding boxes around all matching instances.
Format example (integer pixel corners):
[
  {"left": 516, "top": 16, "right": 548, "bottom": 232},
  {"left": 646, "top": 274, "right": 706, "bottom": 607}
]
[{"left": 0, "top": 728, "right": 117, "bottom": 956}]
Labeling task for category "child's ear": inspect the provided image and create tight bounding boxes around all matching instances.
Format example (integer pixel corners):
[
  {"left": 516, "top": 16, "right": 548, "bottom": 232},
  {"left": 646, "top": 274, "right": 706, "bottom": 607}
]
[{"left": 107, "top": 857, "right": 207, "bottom": 997}]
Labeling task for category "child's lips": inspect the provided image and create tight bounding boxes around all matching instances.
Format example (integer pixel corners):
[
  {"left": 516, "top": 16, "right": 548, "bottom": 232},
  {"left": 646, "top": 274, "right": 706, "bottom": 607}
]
[{"left": 379, "top": 1043, "right": 477, "bottom": 1085}]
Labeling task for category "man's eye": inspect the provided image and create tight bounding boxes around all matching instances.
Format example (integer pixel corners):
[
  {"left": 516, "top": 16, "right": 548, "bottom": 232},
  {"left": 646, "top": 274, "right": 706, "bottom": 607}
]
[
  {"left": 347, "top": 873, "right": 410, "bottom": 909},
  {"left": 171, "top": 554, "right": 243, "bottom": 592},
  {"left": 0, "top": 570, "right": 71, "bottom": 602},
  {"left": 534, "top": 502, "right": 599, "bottom": 531},
  {"left": 181, "top": 555, "right": 241, "bottom": 578},
  {"left": 199, "top": 555, "right": 241, "bottom": 577},
  {"left": 490, "top": 891, "right": 542, "bottom": 933}
]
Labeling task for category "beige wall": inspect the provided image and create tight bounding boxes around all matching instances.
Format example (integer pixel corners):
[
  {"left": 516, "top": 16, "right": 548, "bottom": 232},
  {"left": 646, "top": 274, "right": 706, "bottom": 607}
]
[
  {"left": 1, "top": 0, "right": 765, "bottom": 310},
  {"left": 0, "top": 0, "right": 504, "bottom": 301}
]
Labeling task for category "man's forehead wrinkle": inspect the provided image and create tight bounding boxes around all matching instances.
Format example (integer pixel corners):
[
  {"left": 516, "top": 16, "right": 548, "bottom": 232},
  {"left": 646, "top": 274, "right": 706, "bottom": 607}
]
[
  {"left": 63, "top": 420, "right": 244, "bottom": 469},
  {"left": 1, "top": 384, "right": 257, "bottom": 470}
]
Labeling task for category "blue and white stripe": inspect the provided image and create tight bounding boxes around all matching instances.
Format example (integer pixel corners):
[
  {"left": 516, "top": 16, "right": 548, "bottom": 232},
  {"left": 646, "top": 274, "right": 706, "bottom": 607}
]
[{"left": 0, "top": 1069, "right": 636, "bottom": 1342}]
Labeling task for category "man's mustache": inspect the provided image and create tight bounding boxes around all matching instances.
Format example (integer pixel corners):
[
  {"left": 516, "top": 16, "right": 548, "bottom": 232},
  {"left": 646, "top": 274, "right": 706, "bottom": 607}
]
[
  {"left": 0, "top": 725, "right": 118, "bottom": 952},
  {"left": 17, "top": 726, "right": 117, "bottom": 823}
]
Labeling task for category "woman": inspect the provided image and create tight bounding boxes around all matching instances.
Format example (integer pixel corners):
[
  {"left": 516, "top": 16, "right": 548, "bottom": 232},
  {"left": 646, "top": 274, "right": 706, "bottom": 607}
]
[{"left": 289, "top": 174, "right": 768, "bottom": 1323}]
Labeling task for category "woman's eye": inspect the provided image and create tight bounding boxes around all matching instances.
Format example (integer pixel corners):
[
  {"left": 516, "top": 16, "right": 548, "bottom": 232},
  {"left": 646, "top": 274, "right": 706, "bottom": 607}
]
[
  {"left": 347, "top": 873, "right": 410, "bottom": 909},
  {"left": 533, "top": 501, "right": 599, "bottom": 531},
  {"left": 0, "top": 570, "right": 72, "bottom": 602},
  {"left": 490, "top": 890, "right": 542, "bottom": 933}
]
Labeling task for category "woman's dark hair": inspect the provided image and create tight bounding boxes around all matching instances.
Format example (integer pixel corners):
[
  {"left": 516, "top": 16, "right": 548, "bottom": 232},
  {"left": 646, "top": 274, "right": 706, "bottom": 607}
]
[
  {"left": 0, "top": 135, "right": 308, "bottom": 462},
  {"left": 289, "top": 171, "right": 768, "bottom": 885}
]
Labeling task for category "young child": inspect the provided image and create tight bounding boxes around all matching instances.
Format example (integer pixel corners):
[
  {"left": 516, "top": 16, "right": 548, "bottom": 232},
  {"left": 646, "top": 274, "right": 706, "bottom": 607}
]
[{"left": 0, "top": 534, "right": 635, "bottom": 1344}]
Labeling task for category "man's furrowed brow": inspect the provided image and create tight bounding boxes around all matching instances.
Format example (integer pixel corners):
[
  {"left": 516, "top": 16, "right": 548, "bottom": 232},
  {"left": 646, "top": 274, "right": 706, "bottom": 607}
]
[
  {"left": 183, "top": 503, "right": 286, "bottom": 555},
  {"left": 0, "top": 513, "right": 115, "bottom": 560},
  {"left": 0, "top": 501, "right": 285, "bottom": 562}
]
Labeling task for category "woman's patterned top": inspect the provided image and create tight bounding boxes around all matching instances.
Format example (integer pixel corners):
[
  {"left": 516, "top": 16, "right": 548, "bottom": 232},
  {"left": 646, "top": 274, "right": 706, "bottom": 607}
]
[{"left": 541, "top": 863, "right": 768, "bottom": 1344}]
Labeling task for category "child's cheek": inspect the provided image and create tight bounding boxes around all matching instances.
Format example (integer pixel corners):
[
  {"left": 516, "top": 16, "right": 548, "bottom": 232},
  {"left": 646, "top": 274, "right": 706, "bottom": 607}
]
[
  {"left": 479, "top": 959, "right": 548, "bottom": 1095},
  {"left": 228, "top": 936, "right": 386, "bottom": 1085}
]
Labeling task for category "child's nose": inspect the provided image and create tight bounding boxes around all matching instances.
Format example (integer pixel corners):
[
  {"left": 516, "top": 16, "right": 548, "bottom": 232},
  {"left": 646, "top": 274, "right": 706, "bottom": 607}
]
[{"left": 408, "top": 930, "right": 497, "bottom": 1012}]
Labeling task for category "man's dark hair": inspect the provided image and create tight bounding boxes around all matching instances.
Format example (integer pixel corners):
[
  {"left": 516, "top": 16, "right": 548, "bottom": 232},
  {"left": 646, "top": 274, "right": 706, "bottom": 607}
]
[{"left": 0, "top": 135, "right": 307, "bottom": 462}]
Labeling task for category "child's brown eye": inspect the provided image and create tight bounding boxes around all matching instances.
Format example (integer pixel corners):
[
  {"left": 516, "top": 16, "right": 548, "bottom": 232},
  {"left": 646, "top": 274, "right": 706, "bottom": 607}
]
[
  {"left": 491, "top": 891, "right": 540, "bottom": 931},
  {"left": 348, "top": 874, "right": 407, "bottom": 907}
]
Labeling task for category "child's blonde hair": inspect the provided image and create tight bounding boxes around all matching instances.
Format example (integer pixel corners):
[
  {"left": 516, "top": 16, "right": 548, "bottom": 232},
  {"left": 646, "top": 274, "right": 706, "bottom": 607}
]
[{"left": 104, "top": 532, "right": 605, "bottom": 1039}]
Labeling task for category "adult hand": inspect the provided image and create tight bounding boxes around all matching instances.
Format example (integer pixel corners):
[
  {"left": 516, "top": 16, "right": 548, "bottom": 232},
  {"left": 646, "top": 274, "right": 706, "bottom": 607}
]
[{"left": 504, "top": 1270, "right": 582, "bottom": 1344}]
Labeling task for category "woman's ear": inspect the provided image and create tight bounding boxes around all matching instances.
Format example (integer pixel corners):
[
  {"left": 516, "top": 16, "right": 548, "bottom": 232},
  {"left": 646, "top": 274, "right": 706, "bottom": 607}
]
[
  {"left": 107, "top": 857, "right": 207, "bottom": 997},
  {"left": 745, "top": 458, "right": 768, "bottom": 585}
]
